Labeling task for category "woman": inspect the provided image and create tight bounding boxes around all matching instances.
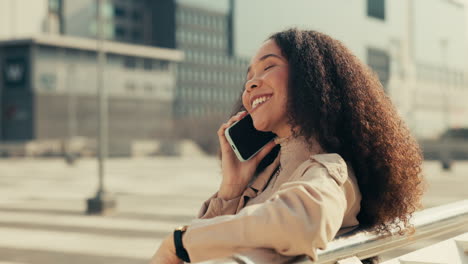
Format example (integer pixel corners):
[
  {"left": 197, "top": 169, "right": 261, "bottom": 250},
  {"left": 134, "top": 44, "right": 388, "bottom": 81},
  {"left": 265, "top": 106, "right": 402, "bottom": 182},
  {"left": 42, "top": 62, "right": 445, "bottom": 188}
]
[{"left": 151, "top": 28, "right": 424, "bottom": 264}]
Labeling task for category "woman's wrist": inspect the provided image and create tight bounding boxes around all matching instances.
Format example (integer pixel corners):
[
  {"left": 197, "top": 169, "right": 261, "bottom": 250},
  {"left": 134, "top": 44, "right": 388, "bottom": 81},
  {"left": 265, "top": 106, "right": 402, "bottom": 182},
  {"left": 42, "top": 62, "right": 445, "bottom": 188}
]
[{"left": 218, "top": 183, "right": 246, "bottom": 200}]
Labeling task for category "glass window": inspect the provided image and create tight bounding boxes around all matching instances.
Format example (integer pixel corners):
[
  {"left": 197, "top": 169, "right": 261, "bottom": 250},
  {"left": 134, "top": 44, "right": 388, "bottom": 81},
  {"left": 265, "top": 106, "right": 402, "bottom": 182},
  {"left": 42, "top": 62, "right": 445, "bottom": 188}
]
[
  {"left": 367, "top": 0, "right": 385, "bottom": 20},
  {"left": 124, "top": 56, "right": 136, "bottom": 69},
  {"left": 106, "top": 53, "right": 121, "bottom": 65},
  {"left": 143, "top": 59, "right": 153, "bottom": 70},
  {"left": 83, "top": 50, "right": 97, "bottom": 62},
  {"left": 218, "top": 20, "right": 224, "bottom": 31},
  {"left": 160, "top": 61, "right": 169, "bottom": 70},
  {"left": 65, "top": 48, "right": 80, "bottom": 59},
  {"left": 132, "top": 29, "right": 142, "bottom": 41},
  {"left": 191, "top": 12, "right": 196, "bottom": 25},
  {"left": 181, "top": 30, "right": 186, "bottom": 42},
  {"left": 114, "top": 6, "right": 126, "bottom": 18},
  {"left": 208, "top": 16, "right": 214, "bottom": 26},
  {"left": 115, "top": 26, "right": 126, "bottom": 38},
  {"left": 200, "top": 34, "right": 205, "bottom": 45},
  {"left": 187, "top": 69, "right": 192, "bottom": 80},
  {"left": 179, "top": 67, "right": 184, "bottom": 79},
  {"left": 132, "top": 10, "right": 141, "bottom": 21},
  {"left": 367, "top": 47, "right": 390, "bottom": 90},
  {"left": 208, "top": 70, "right": 213, "bottom": 81},
  {"left": 180, "top": 10, "right": 185, "bottom": 24}
]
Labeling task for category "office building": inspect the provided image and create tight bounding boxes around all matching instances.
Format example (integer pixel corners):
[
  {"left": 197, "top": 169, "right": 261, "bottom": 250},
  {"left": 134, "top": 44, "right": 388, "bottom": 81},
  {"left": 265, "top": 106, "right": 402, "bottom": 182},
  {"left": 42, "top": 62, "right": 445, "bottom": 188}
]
[
  {"left": 64, "top": 0, "right": 247, "bottom": 117},
  {"left": 0, "top": 35, "right": 183, "bottom": 155}
]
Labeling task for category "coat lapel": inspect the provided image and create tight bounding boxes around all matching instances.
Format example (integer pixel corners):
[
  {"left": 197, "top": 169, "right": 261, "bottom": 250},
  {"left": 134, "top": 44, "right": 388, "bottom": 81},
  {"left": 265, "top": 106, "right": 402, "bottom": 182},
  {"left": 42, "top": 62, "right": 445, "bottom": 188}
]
[{"left": 235, "top": 155, "right": 281, "bottom": 212}]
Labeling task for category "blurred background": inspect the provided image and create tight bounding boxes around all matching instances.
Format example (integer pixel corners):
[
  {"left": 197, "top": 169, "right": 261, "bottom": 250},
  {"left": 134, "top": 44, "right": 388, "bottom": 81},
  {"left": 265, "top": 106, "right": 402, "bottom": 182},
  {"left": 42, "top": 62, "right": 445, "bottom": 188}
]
[{"left": 0, "top": 0, "right": 467, "bottom": 263}]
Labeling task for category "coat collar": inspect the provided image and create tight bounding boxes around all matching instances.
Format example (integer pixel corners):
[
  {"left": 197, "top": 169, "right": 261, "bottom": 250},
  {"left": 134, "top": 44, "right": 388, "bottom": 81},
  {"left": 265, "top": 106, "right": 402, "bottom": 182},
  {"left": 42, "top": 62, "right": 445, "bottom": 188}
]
[{"left": 249, "top": 154, "right": 281, "bottom": 193}]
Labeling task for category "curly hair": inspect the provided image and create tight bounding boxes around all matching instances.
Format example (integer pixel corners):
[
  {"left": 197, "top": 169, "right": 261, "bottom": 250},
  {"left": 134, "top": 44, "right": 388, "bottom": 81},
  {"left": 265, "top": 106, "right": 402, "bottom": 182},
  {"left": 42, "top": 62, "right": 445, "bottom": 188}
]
[{"left": 231, "top": 28, "right": 425, "bottom": 233}]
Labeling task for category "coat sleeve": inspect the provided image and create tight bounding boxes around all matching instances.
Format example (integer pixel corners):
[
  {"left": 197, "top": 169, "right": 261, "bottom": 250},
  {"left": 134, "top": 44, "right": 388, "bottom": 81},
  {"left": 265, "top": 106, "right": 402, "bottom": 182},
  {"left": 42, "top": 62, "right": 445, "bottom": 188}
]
[
  {"left": 197, "top": 191, "right": 243, "bottom": 219},
  {"left": 183, "top": 162, "right": 354, "bottom": 263}
]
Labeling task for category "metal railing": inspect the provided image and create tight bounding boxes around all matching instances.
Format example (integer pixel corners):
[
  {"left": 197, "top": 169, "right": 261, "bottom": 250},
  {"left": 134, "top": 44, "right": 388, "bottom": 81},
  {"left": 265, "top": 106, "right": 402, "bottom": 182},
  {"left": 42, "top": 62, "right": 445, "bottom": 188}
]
[{"left": 202, "top": 199, "right": 468, "bottom": 264}]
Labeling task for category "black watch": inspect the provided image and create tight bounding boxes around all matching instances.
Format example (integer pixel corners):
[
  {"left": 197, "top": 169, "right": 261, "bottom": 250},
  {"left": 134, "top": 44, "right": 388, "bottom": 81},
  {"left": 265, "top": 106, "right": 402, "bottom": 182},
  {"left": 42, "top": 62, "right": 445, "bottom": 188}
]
[{"left": 174, "top": 225, "right": 191, "bottom": 263}]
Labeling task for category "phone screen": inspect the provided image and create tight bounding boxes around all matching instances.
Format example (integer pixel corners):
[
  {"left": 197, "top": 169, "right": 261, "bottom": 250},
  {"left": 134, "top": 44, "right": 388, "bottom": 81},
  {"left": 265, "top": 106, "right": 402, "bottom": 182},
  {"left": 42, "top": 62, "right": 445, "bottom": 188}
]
[{"left": 226, "top": 114, "right": 276, "bottom": 161}]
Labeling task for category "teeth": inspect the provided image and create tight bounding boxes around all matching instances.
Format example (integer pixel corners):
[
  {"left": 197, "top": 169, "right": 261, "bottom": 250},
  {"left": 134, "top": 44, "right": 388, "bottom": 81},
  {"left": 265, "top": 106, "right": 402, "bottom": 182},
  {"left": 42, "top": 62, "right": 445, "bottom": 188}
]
[{"left": 252, "top": 96, "right": 271, "bottom": 109}]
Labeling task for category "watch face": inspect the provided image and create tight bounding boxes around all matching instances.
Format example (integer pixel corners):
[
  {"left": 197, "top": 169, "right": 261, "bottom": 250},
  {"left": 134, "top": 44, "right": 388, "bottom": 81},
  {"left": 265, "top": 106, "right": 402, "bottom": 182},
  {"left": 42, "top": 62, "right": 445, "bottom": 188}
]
[{"left": 176, "top": 225, "right": 188, "bottom": 232}]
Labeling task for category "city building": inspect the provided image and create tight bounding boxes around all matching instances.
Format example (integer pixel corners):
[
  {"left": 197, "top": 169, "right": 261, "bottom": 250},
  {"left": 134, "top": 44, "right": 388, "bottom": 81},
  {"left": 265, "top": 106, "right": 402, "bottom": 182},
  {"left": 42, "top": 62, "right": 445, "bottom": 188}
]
[
  {"left": 64, "top": 0, "right": 154, "bottom": 46},
  {"left": 0, "top": 35, "right": 183, "bottom": 155},
  {"left": 69, "top": 0, "right": 246, "bottom": 152},
  {"left": 64, "top": 0, "right": 247, "bottom": 115},
  {"left": 173, "top": 2, "right": 247, "bottom": 116},
  {"left": 64, "top": 0, "right": 247, "bottom": 152}
]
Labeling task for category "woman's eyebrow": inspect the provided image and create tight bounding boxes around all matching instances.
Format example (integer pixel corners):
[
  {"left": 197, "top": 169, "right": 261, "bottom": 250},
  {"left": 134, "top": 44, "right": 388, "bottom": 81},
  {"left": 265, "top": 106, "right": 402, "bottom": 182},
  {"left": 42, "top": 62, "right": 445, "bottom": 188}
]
[{"left": 246, "top": 53, "right": 283, "bottom": 76}]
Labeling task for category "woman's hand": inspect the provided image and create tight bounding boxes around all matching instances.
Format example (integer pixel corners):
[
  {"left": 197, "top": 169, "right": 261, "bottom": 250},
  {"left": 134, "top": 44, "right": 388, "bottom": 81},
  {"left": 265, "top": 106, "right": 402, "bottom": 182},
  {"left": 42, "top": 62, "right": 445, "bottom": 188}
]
[
  {"left": 149, "top": 235, "right": 182, "bottom": 264},
  {"left": 217, "top": 111, "right": 278, "bottom": 200}
]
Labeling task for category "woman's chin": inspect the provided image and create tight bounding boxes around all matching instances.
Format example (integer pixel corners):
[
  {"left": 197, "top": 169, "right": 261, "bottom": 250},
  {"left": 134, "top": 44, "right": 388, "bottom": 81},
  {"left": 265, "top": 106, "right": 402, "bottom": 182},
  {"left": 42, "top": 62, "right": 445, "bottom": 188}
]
[{"left": 252, "top": 119, "right": 271, "bottom": 132}]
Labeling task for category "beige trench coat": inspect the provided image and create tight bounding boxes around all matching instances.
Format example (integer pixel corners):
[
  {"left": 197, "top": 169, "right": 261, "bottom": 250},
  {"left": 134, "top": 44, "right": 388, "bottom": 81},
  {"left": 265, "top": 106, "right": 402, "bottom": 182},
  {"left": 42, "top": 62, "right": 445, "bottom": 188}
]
[{"left": 183, "top": 153, "right": 362, "bottom": 263}]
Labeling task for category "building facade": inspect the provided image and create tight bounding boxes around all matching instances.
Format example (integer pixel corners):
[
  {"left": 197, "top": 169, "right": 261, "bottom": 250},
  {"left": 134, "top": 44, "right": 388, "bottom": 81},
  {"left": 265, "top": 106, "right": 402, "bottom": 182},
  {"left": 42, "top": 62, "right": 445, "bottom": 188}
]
[
  {"left": 0, "top": 35, "right": 182, "bottom": 155},
  {"left": 62, "top": 0, "right": 248, "bottom": 152},
  {"left": 174, "top": 3, "right": 247, "bottom": 118},
  {"left": 64, "top": 0, "right": 247, "bottom": 116}
]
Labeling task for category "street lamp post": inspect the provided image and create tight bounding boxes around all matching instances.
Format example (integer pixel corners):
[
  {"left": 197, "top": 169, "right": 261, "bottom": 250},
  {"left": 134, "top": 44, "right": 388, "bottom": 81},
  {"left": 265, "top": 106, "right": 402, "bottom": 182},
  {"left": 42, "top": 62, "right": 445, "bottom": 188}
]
[
  {"left": 86, "top": 0, "right": 116, "bottom": 214},
  {"left": 64, "top": 63, "right": 78, "bottom": 165}
]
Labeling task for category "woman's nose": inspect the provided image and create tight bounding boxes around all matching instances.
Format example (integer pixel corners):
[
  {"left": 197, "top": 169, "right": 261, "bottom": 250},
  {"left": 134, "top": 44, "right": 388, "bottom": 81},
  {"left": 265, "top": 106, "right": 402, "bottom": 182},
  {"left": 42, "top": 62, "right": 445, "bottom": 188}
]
[{"left": 245, "top": 78, "right": 262, "bottom": 92}]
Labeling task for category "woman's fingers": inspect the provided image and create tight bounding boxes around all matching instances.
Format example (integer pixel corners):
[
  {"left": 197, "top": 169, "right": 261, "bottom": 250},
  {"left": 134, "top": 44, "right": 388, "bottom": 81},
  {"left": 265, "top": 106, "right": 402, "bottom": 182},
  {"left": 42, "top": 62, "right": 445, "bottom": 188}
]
[
  {"left": 237, "top": 110, "right": 248, "bottom": 119},
  {"left": 217, "top": 111, "right": 247, "bottom": 152},
  {"left": 217, "top": 111, "right": 247, "bottom": 139},
  {"left": 217, "top": 123, "right": 230, "bottom": 138},
  {"left": 227, "top": 111, "right": 247, "bottom": 125}
]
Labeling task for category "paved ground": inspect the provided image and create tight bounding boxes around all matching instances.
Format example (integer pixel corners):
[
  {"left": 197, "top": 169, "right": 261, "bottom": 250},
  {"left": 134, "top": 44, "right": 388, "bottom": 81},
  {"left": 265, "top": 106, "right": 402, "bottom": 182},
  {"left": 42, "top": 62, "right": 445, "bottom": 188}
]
[{"left": 0, "top": 157, "right": 466, "bottom": 263}]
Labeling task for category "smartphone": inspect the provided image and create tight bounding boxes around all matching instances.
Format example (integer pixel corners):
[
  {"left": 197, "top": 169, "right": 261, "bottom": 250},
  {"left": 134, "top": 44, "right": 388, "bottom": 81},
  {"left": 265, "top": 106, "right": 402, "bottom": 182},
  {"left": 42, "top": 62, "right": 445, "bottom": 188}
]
[{"left": 224, "top": 114, "right": 276, "bottom": 162}]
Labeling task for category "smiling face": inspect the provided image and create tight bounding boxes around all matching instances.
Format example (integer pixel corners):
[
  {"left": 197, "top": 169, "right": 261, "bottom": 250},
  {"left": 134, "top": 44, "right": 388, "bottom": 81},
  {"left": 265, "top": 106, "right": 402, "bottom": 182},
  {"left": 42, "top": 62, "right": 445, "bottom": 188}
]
[{"left": 242, "top": 39, "right": 292, "bottom": 137}]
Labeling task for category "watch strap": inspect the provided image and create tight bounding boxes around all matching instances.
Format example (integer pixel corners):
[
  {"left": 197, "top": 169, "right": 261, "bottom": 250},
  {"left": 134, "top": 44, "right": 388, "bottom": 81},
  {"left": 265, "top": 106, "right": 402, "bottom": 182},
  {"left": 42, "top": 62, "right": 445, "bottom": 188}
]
[{"left": 174, "top": 226, "right": 191, "bottom": 263}]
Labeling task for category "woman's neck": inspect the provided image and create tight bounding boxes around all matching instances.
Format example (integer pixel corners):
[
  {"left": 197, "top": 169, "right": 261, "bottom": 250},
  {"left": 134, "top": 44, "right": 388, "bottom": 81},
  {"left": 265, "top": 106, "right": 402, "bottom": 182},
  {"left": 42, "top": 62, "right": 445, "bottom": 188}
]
[{"left": 275, "top": 135, "right": 323, "bottom": 172}]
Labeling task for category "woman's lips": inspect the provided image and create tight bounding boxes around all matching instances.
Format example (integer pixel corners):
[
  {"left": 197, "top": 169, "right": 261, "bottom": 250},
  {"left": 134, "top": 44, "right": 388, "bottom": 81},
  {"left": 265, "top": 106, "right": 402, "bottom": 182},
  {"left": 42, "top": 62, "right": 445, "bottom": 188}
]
[
  {"left": 251, "top": 94, "right": 273, "bottom": 109},
  {"left": 251, "top": 96, "right": 271, "bottom": 114},
  {"left": 250, "top": 93, "right": 273, "bottom": 108}
]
